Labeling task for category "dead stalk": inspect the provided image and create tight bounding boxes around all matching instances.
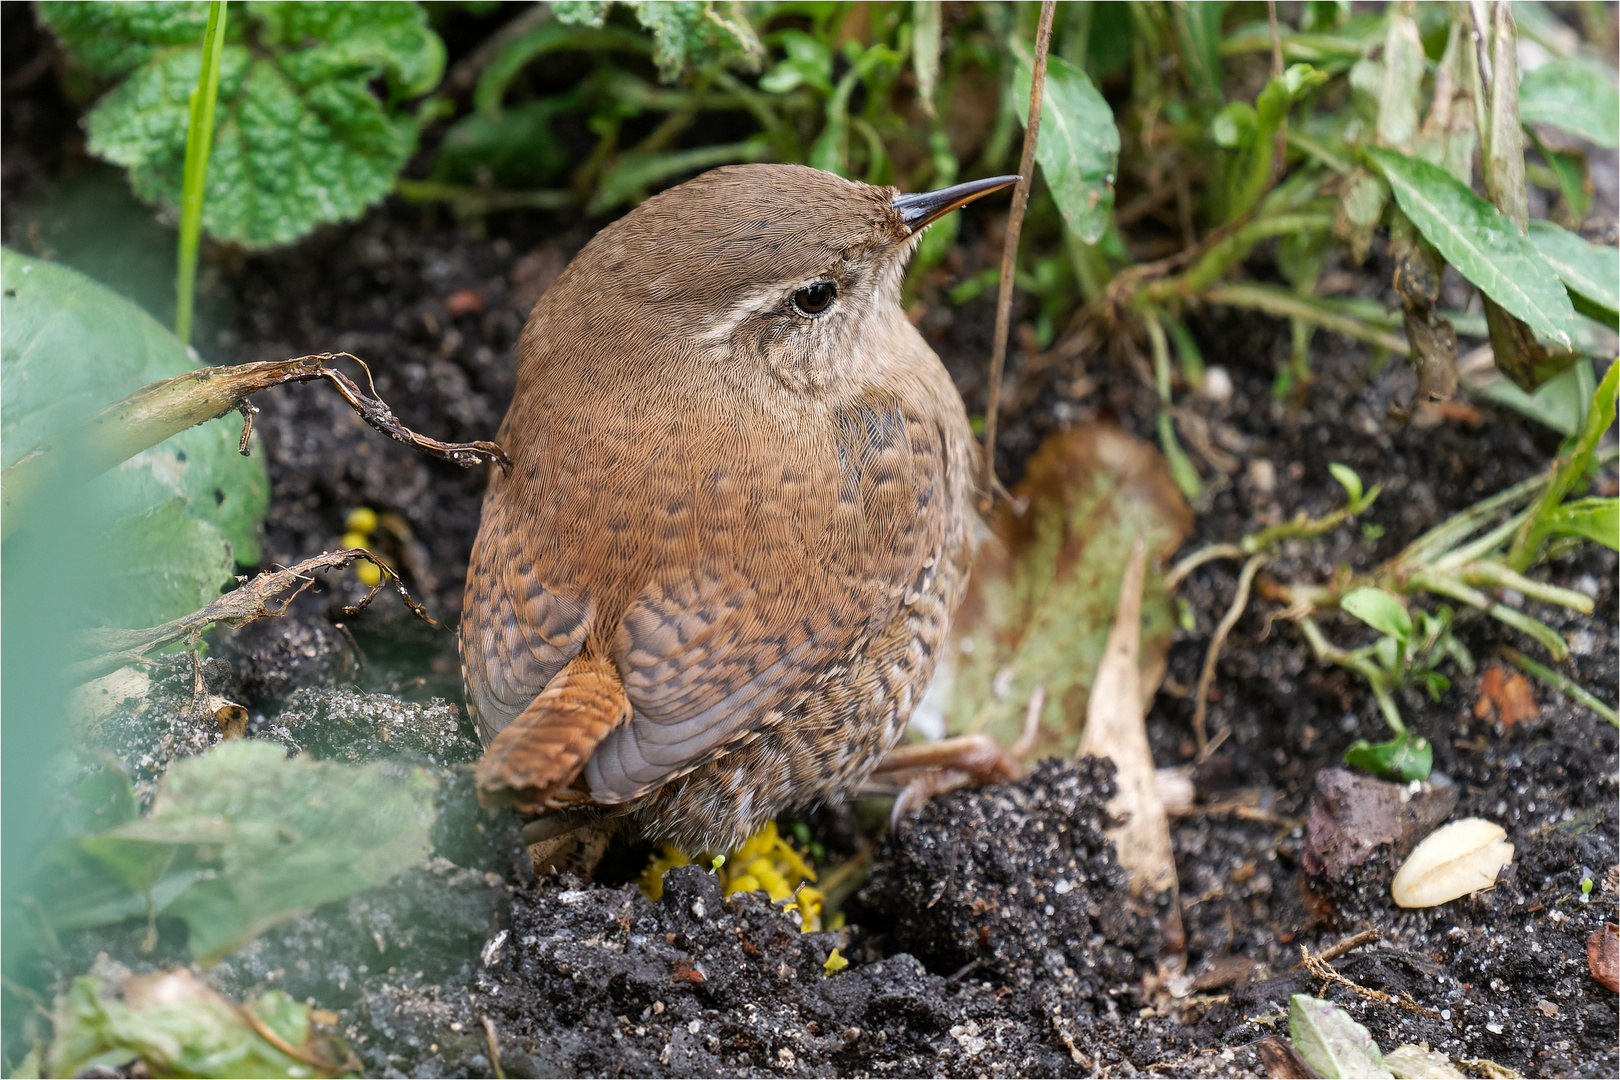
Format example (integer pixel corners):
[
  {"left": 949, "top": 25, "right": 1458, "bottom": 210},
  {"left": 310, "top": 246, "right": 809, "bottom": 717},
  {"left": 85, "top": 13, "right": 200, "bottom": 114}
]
[
  {"left": 979, "top": 0, "right": 1056, "bottom": 512},
  {"left": 1192, "top": 553, "right": 1266, "bottom": 758}
]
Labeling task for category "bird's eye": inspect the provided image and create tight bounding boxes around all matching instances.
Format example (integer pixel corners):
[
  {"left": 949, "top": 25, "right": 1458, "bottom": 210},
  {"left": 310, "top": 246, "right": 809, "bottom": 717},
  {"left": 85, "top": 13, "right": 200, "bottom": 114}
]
[{"left": 790, "top": 281, "right": 837, "bottom": 317}]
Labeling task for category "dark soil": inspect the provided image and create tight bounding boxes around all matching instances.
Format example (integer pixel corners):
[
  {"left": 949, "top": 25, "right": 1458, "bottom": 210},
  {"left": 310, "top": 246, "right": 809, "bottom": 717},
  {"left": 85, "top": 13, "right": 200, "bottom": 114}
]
[{"left": 4, "top": 6, "right": 1618, "bottom": 1075}]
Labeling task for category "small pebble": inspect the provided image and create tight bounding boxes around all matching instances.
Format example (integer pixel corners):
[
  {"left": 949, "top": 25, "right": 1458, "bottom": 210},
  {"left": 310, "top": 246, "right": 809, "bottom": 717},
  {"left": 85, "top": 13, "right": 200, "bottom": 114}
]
[
  {"left": 1391, "top": 818, "right": 1514, "bottom": 908},
  {"left": 1537, "top": 999, "right": 1558, "bottom": 1017},
  {"left": 1247, "top": 458, "right": 1277, "bottom": 494},
  {"left": 1198, "top": 366, "right": 1233, "bottom": 403}
]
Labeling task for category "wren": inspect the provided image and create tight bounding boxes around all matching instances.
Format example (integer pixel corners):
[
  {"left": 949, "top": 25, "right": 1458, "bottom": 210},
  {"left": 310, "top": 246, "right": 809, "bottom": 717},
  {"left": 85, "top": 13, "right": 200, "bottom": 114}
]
[{"left": 461, "top": 163, "right": 1016, "bottom": 853}]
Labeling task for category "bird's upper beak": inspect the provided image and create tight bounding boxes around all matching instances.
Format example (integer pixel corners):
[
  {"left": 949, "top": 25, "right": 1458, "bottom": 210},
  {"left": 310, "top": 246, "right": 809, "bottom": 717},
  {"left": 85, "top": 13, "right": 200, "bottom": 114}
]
[{"left": 891, "top": 175, "right": 1020, "bottom": 234}]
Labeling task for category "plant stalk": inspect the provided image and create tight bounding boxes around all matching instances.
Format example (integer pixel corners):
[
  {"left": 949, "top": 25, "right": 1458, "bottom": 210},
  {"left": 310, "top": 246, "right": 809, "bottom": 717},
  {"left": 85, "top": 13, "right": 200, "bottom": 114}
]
[{"left": 980, "top": 0, "right": 1056, "bottom": 512}]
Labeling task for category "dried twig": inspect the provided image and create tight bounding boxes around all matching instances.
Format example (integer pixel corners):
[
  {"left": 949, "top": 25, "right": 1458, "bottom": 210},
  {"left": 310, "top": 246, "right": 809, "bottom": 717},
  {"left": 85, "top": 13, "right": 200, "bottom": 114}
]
[
  {"left": 980, "top": 0, "right": 1056, "bottom": 512},
  {"left": 482, "top": 1015, "right": 507, "bottom": 1080},
  {"left": 1192, "top": 554, "right": 1266, "bottom": 757},
  {"left": 1299, "top": 944, "right": 1440, "bottom": 1017},
  {"left": 1266, "top": 1, "right": 1286, "bottom": 185},
  {"left": 2, "top": 352, "right": 509, "bottom": 540},
  {"left": 1293, "top": 928, "right": 1380, "bottom": 968},
  {"left": 70, "top": 548, "right": 433, "bottom": 683}
]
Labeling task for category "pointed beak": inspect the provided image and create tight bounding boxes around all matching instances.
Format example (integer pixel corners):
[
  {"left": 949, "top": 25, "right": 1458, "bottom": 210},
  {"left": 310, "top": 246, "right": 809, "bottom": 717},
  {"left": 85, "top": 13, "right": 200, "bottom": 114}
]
[{"left": 892, "top": 175, "right": 1020, "bottom": 234}]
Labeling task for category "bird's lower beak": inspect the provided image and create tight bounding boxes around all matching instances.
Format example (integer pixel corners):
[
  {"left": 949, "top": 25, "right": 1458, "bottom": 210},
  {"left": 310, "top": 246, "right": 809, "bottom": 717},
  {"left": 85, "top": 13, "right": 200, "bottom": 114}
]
[{"left": 891, "top": 175, "right": 1020, "bottom": 234}]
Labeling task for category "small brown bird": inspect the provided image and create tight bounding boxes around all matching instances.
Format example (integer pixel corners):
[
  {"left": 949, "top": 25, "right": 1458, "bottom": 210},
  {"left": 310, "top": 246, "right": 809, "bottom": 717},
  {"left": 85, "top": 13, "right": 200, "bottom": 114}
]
[{"left": 462, "top": 163, "right": 1016, "bottom": 853}]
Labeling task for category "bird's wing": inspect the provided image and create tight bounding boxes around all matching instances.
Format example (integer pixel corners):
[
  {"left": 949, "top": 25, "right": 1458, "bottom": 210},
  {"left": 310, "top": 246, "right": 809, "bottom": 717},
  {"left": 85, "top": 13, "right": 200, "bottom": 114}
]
[
  {"left": 460, "top": 505, "right": 594, "bottom": 743},
  {"left": 582, "top": 398, "right": 950, "bottom": 803}
]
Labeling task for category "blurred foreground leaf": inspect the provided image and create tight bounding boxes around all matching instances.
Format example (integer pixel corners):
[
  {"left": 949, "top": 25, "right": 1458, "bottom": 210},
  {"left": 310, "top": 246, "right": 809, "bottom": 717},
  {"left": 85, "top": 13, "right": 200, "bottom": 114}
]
[
  {"left": 1288, "top": 993, "right": 1393, "bottom": 1079},
  {"left": 1368, "top": 148, "right": 1576, "bottom": 350},
  {"left": 48, "top": 968, "right": 353, "bottom": 1079},
  {"left": 931, "top": 425, "right": 1192, "bottom": 759},
  {"left": 40, "top": 740, "right": 437, "bottom": 964},
  {"left": 1, "top": 249, "right": 267, "bottom": 626},
  {"left": 39, "top": 1, "right": 444, "bottom": 248}
]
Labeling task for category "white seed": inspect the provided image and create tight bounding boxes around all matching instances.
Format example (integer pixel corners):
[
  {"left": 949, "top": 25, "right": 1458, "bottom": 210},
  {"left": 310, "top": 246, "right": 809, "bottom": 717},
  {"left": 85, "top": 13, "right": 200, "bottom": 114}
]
[{"left": 1391, "top": 818, "right": 1514, "bottom": 908}]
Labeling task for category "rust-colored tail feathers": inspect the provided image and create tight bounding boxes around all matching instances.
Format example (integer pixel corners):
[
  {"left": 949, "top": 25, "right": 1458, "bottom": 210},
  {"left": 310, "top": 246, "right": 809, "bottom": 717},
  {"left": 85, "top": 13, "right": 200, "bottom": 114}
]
[{"left": 475, "top": 654, "right": 631, "bottom": 809}]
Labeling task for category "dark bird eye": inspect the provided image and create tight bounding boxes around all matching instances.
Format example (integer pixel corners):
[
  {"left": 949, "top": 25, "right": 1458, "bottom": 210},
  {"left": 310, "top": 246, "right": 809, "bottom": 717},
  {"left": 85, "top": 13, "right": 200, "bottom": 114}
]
[{"left": 790, "top": 281, "right": 836, "bottom": 317}]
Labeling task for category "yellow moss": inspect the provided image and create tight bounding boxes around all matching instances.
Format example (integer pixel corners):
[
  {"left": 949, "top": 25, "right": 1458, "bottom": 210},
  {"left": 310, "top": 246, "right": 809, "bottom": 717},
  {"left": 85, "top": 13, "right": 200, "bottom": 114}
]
[
  {"left": 638, "top": 820, "right": 825, "bottom": 930},
  {"left": 637, "top": 845, "right": 692, "bottom": 901},
  {"left": 345, "top": 506, "right": 379, "bottom": 534}
]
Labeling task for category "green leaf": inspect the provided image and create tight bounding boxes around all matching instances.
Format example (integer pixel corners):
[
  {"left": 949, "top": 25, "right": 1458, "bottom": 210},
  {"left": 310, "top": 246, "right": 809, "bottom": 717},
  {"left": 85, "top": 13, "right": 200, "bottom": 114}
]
[
  {"left": 1518, "top": 59, "right": 1620, "bottom": 149},
  {"left": 36, "top": 1, "right": 218, "bottom": 78},
  {"left": 43, "top": 1, "right": 444, "bottom": 248},
  {"left": 1344, "top": 731, "right": 1432, "bottom": 782},
  {"left": 1010, "top": 41, "right": 1120, "bottom": 244},
  {"left": 1289, "top": 994, "right": 1394, "bottom": 1079},
  {"left": 78, "top": 740, "right": 437, "bottom": 963},
  {"left": 1466, "top": 356, "right": 1593, "bottom": 436},
  {"left": 1540, "top": 497, "right": 1619, "bottom": 551},
  {"left": 1368, "top": 147, "right": 1577, "bottom": 348},
  {"left": 556, "top": 0, "right": 762, "bottom": 83},
  {"left": 47, "top": 971, "right": 350, "bottom": 1079},
  {"left": 1341, "top": 587, "right": 1412, "bottom": 641},
  {"left": 1375, "top": 10, "right": 1424, "bottom": 150},
  {"left": 1527, "top": 219, "right": 1619, "bottom": 328},
  {"left": 911, "top": 1, "right": 942, "bottom": 116},
  {"left": 1, "top": 250, "right": 268, "bottom": 626},
  {"left": 934, "top": 425, "right": 1193, "bottom": 761},
  {"left": 1328, "top": 462, "right": 1364, "bottom": 506},
  {"left": 587, "top": 137, "right": 768, "bottom": 214}
]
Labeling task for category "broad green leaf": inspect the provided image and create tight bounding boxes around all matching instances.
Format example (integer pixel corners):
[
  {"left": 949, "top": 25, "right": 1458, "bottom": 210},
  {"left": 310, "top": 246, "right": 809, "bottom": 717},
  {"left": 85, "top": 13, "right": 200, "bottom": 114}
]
[
  {"left": 555, "top": 0, "right": 762, "bottom": 82},
  {"left": 1539, "top": 497, "right": 1619, "bottom": 551},
  {"left": 47, "top": 970, "right": 349, "bottom": 1079},
  {"left": 1344, "top": 731, "right": 1432, "bottom": 781},
  {"left": 42, "top": 1, "right": 444, "bottom": 248},
  {"left": 1171, "top": 1, "right": 1225, "bottom": 106},
  {"left": 32, "top": 1, "right": 218, "bottom": 78},
  {"left": 1341, "top": 587, "right": 1412, "bottom": 641},
  {"left": 1466, "top": 355, "right": 1594, "bottom": 436},
  {"left": 1527, "top": 219, "right": 1619, "bottom": 328},
  {"left": 1, "top": 251, "right": 267, "bottom": 626},
  {"left": 77, "top": 740, "right": 437, "bottom": 963},
  {"left": 1011, "top": 42, "right": 1120, "bottom": 244},
  {"left": 1368, "top": 147, "right": 1577, "bottom": 348},
  {"left": 1518, "top": 59, "right": 1619, "bottom": 149},
  {"left": 1288, "top": 994, "right": 1394, "bottom": 1079},
  {"left": 933, "top": 425, "right": 1192, "bottom": 760}
]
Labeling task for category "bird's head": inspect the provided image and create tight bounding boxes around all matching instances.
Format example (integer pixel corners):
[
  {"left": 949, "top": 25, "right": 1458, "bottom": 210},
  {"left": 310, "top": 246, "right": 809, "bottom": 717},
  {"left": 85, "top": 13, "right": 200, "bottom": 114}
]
[{"left": 542, "top": 163, "right": 1016, "bottom": 394}]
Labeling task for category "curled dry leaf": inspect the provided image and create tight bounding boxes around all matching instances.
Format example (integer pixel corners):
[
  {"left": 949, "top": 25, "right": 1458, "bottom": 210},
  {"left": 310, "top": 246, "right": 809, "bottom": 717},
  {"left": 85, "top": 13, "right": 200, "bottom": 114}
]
[
  {"left": 1589, "top": 923, "right": 1619, "bottom": 993},
  {"left": 1391, "top": 818, "right": 1514, "bottom": 908},
  {"left": 1076, "top": 539, "right": 1176, "bottom": 898}
]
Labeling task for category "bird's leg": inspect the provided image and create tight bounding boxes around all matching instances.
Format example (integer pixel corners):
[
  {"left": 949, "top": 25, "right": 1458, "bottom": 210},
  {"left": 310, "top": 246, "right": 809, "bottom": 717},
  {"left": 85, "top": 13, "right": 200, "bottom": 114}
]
[{"left": 873, "top": 687, "right": 1045, "bottom": 827}]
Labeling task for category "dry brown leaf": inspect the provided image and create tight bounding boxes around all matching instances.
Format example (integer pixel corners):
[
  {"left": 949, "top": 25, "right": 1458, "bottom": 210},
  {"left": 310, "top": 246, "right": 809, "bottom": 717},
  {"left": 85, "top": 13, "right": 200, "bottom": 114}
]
[
  {"left": 1474, "top": 665, "right": 1540, "bottom": 727},
  {"left": 1590, "top": 924, "right": 1619, "bottom": 993}
]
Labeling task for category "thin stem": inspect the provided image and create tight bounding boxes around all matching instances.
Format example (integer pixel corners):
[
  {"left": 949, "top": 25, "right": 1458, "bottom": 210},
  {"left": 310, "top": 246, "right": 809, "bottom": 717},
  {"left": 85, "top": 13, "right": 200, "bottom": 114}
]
[
  {"left": 980, "top": 0, "right": 1055, "bottom": 512},
  {"left": 175, "top": 0, "right": 227, "bottom": 347},
  {"left": 1298, "top": 618, "right": 1407, "bottom": 735},
  {"left": 1192, "top": 553, "right": 1266, "bottom": 757},
  {"left": 1502, "top": 647, "right": 1618, "bottom": 726},
  {"left": 1200, "top": 283, "right": 1409, "bottom": 354},
  {"left": 1460, "top": 559, "right": 1595, "bottom": 614}
]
